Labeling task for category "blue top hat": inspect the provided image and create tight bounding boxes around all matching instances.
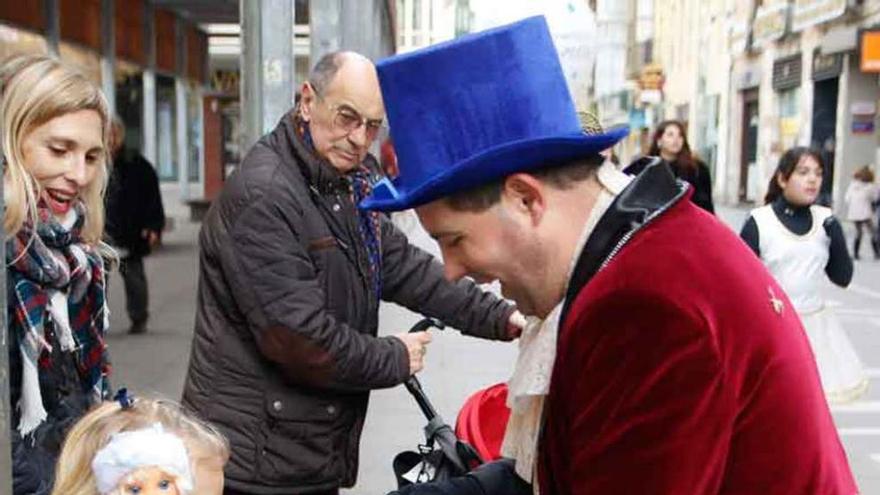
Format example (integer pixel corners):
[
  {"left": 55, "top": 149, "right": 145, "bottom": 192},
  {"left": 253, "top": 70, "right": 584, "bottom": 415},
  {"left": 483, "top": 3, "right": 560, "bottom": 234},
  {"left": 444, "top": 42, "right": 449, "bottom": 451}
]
[{"left": 360, "top": 15, "right": 629, "bottom": 212}]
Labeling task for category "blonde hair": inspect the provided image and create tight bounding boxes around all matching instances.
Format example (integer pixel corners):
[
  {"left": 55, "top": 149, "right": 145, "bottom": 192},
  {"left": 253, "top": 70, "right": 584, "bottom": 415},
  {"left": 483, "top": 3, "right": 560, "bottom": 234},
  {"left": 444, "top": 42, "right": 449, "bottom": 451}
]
[
  {"left": 51, "top": 398, "right": 230, "bottom": 495},
  {"left": 0, "top": 54, "right": 111, "bottom": 244}
]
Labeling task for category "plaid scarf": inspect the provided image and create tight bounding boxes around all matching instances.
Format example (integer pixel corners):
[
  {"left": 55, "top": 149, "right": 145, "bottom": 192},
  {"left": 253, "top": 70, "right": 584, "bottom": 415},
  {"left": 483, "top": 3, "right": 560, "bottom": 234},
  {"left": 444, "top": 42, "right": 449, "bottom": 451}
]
[
  {"left": 6, "top": 203, "right": 109, "bottom": 436},
  {"left": 296, "top": 114, "right": 383, "bottom": 298}
]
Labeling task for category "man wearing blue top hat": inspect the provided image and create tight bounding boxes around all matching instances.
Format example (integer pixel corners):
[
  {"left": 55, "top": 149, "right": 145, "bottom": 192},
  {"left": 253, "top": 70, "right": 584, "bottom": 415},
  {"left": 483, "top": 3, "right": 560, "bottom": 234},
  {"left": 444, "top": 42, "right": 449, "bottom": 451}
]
[
  {"left": 369, "top": 16, "right": 856, "bottom": 495},
  {"left": 182, "top": 51, "right": 525, "bottom": 495}
]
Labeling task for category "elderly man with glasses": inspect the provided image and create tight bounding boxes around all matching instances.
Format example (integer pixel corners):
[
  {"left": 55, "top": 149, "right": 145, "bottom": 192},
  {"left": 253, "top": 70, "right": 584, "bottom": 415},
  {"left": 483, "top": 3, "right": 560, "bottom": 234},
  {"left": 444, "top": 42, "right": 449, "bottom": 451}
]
[{"left": 182, "top": 51, "right": 524, "bottom": 495}]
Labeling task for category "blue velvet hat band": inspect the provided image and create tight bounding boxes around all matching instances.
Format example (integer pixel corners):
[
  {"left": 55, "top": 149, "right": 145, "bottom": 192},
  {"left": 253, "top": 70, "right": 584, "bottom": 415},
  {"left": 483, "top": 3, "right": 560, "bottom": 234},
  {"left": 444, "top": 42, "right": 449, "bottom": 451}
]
[{"left": 361, "top": 15, "right": 629, "bottom": 212}]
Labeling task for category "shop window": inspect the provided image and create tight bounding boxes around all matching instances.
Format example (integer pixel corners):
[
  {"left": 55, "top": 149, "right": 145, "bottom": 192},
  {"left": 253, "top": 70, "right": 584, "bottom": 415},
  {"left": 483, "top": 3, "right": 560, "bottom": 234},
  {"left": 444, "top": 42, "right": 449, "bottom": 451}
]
[
  {"left": 187, "top": 82, "right": 201, "bottom": 182},
  {"left": 156, "top": 74, "right": 178, "bottom": 181},
  {"left": 295, "top": 0, "right": 310, "bottom": 25},
  {"left": 778, "top": 88, "right": 800, "bottom": 119},
  {"left": 412, "top": 0, "right": 422, "bottom": 31},
  {"left": 778, "top": 88, "right": 801, "bottom": 149}
]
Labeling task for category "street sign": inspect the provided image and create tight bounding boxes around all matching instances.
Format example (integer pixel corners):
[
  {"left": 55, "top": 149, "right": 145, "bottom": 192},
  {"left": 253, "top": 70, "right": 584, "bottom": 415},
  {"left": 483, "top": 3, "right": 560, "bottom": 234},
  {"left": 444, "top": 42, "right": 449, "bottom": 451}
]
[{"left": 860, "top": 29, "right": 880, "bottom": 73}]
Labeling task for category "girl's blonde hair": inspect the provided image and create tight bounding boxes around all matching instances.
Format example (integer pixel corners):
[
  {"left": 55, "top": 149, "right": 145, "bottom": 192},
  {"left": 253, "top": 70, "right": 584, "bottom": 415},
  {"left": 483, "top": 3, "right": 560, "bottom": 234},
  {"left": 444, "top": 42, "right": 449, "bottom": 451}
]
[
  {"left": 0, "top": 54, "right": 111, "bottom": 244},
  {"left": 51, "top": 398, "right": 230, "bottom": 495}
]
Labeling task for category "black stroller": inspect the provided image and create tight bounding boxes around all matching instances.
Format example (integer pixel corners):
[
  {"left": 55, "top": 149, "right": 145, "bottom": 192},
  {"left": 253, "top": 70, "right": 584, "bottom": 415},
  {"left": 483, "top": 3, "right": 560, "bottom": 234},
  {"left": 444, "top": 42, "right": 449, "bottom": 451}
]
[{"left": 392, "top": 318, "right": 484, "bottom": 488}]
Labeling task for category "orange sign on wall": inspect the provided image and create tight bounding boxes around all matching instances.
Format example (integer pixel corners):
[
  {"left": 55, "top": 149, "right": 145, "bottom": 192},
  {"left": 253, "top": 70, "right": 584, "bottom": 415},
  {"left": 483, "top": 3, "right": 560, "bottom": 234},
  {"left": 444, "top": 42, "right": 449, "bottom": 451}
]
[{"left": 861, "top": 29, "right": 880, "bottom": 73}]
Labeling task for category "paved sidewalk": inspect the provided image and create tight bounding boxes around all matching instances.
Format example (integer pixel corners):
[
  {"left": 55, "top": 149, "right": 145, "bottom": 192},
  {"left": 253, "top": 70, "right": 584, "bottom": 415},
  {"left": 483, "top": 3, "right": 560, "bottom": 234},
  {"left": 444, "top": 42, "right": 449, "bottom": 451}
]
[{"left": 104, "top": 220, "right": 201, "bottom": 400}]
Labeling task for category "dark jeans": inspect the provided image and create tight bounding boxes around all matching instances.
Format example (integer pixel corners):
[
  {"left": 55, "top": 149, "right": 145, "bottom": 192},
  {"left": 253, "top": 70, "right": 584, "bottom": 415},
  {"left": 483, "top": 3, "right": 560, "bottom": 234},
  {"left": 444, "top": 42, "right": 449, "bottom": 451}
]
[
  {"left": 853, "top": 220, "right": 880, "bottom": 258},
  {"left": 120, "top": 256, "right": 149, "bottom": 324}
]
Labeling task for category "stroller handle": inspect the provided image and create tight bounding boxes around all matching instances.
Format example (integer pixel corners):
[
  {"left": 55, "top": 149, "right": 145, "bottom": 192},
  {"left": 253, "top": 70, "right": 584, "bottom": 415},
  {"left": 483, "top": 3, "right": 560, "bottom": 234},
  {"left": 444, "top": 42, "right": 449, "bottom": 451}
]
[
  {"left": 405, "top": 376, "right": 438, "bottom": 420},
  {"left": 404, "top": 317, "right": 445, "bottom": 419},
  {"left": 394, "top": 318, "right": 485, "bottom": 485},
  {"left": 409, "top": 317, "right": 446, "bottom": 333}
]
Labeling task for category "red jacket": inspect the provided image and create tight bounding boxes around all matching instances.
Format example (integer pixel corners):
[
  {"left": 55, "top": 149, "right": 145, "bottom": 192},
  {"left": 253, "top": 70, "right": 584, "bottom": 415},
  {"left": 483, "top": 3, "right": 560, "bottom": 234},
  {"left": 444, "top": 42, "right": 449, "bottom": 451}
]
[{"left": 540, "top": 164, "right": 857, "bottom": 494}]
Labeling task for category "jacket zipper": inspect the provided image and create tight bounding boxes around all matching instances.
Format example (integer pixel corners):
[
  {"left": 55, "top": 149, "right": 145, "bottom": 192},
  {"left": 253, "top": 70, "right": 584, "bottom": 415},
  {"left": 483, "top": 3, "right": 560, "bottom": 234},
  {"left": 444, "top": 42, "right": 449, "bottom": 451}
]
[{"left": 335, "top": 192, "right": 371, "bottom": 286}]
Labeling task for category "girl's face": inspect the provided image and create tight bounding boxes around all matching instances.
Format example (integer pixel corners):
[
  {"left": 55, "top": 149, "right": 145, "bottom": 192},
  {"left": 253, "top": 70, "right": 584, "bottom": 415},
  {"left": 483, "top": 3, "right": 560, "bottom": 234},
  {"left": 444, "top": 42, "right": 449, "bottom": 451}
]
[
  {"left": 778, "top": 155, "right": 823, "bottom": 206},
  {"left": 657, "top": 124, "right": 684, "bottom": 156},
  {"left": 20, "top": 109, "right": 105, "bottom": 219}
]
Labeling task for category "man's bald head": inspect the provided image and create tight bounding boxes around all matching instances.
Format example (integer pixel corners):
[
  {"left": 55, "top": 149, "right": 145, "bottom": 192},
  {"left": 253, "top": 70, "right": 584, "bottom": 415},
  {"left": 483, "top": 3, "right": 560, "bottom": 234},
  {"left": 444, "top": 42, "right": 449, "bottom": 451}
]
[
  {"left": 299, "top": 51, "right": 385, "bottom": 173},
  {"left": 309, "top": 51, "right": 374, "bottom": 95}
]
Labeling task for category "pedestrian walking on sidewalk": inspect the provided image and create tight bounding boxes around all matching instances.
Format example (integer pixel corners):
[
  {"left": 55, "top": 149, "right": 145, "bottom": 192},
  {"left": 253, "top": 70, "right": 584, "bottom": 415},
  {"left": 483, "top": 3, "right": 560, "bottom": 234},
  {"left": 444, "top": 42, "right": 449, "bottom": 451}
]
[
  {"left": 104, "top": 118, "right": 166, "bottom": 334},
  {"left": 366, "top": 16, "right": 855, "bottom": 495},
  {"left": 741, "top": 147, "right": 867, "bottom": 404},
  {"left": 624, "top": 119, "right": 715, "bottom": 214},
  {"left": 181, "top": 51, "right": 524, "bottom": 495},
  {"left": 844, "top": 165, "right": 880, "bottom": 260},
  {"left": 1, "top": 54, "right": 113, "bottom": 495}
]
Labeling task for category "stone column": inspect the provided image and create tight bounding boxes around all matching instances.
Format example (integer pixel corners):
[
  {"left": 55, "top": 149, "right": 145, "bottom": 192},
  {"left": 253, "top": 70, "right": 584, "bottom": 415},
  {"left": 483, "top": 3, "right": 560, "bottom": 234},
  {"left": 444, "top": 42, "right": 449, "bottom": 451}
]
[
  {"left": 44, "top": 0, "right": 60, "bottom": 55},
  {"left": 142, "top": 2, "right": 157, "bottom": 165},
  {"left": 239, "top": 0, "right": 296, "bottom": 152},
  {"left": 175, "top": 19, "right": 190, "bottom": 199},
  {"left": 311, "top": 0, "right": 394, "bottom": 62},
  {"left": 101, "top": 0, "right": 116, "bottom": 116}
]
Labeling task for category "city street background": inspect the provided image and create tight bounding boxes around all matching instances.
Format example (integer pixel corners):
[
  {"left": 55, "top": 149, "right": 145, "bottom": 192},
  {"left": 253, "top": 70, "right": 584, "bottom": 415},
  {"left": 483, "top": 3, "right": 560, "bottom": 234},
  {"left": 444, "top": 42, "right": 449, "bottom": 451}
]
[{"left": 107, "top": 205, "right": 880, "bottom": 494}]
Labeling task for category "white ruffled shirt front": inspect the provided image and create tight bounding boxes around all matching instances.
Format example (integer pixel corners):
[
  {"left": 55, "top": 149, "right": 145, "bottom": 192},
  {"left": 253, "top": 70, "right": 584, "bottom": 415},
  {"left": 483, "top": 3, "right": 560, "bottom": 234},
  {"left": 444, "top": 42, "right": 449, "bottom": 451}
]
[{"left": 501, "top": 162, "right": 632, "bottom": 487}]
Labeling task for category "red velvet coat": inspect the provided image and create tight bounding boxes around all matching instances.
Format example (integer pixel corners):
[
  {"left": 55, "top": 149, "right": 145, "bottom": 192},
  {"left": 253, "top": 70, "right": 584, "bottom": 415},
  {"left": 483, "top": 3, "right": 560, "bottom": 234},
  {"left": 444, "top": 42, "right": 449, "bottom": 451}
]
[{"left": 539, "top": 171, "right": 857, "bottom": 494}]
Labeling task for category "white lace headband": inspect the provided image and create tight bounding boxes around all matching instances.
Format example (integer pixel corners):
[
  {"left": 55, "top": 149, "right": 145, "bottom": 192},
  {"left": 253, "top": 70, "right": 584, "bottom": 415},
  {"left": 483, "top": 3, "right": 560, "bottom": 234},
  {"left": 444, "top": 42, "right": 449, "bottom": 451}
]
[{"left": 92, "top": 423, "right": 194, "bottom": 494}]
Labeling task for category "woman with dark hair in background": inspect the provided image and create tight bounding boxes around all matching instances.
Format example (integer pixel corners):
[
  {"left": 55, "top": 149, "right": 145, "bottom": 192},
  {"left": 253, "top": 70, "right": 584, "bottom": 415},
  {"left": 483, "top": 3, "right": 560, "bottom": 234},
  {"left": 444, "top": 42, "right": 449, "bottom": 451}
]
[
  {"left": 625, "top": 119, "right": 715, "bottom": 213},
  {"left": 740, "top": 147, "right": 866, "bottom": 404}
]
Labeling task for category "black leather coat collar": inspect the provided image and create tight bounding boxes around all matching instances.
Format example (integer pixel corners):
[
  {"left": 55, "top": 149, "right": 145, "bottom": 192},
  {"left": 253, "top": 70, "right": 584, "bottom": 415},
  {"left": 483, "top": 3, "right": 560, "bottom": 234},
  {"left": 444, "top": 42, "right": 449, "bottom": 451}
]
[{"left": 560, "top": 159, "right": 689, "bottom": 323}]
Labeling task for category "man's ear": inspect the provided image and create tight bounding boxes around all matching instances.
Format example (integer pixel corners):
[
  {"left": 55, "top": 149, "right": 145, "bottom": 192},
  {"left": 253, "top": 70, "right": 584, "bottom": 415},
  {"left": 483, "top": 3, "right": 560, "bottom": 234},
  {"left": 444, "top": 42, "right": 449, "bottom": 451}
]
[
  {"left": 501, "top": 173, "right": 546, "bottom": 225},
  {"left": 299, "top": 82, "right": 315, "bottom": 122}
]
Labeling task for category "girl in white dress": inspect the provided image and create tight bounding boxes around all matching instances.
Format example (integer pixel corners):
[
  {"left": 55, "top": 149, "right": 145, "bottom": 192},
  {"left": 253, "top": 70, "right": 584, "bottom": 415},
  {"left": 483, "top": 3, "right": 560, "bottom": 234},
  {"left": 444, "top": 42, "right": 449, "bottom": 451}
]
[{"left": 740, "top": 147, "right": 867, "bottom": 404}]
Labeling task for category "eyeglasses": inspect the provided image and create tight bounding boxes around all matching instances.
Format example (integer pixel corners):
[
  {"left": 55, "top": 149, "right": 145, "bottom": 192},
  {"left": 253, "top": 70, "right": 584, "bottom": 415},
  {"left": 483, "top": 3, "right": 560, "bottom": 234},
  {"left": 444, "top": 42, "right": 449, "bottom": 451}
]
[{"left": 314, "top": 91, "right": 385, "bottom": 141}]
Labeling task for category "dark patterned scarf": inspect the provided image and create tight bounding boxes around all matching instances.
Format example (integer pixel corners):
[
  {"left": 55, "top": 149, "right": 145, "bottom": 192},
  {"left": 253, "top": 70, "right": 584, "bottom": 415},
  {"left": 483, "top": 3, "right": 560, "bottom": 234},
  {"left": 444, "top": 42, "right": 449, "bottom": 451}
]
[
  {"left": 6, "top": 203, "right": 109, "bottom": 435},
  {"left": 348, "top": 168, "right": 383, "bottom": 299}
]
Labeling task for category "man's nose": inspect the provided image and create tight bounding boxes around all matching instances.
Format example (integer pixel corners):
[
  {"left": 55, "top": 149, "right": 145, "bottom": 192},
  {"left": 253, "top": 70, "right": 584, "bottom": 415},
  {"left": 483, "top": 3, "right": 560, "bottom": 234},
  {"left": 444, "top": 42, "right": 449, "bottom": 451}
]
[{"left": 347, "top": 122, "right": 370, "bottom": 148}]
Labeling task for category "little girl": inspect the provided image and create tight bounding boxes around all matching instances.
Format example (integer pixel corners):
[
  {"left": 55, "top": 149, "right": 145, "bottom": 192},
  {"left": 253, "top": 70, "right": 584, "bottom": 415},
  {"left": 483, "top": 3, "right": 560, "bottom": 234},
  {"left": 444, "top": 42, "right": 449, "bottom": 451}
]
[
  {"left": 740, "top": 147, "right": 867, "bottom": 404},
  {"left": 50, "top": 391, "right": 229, "bottom": 495}
]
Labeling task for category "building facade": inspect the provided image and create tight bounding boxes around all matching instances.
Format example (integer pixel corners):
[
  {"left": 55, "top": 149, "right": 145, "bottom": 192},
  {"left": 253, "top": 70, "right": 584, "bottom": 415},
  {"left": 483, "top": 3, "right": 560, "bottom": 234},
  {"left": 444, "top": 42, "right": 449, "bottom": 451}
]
[
  {"left": 610, "top": 0, "right": 880, "bottom": 209},
  {"left": 726, "top": 0, "right": 880, "bottom": 208}
]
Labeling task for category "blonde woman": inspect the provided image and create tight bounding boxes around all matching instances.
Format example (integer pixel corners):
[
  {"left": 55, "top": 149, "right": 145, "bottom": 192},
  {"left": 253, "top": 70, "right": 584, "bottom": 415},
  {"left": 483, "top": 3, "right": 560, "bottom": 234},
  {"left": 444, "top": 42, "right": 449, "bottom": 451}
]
[
  {"left": 51, "top": 393, "right": 229, "bottom": 495},
  {"left": 1, "top": 54, "right": 112, "bottom": 494}
]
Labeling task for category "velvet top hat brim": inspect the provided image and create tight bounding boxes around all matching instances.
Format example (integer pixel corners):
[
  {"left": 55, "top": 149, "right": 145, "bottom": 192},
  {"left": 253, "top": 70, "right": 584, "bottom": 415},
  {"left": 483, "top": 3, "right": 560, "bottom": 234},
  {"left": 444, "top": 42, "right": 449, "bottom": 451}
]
[
  {"left": 360, "top": 16, "right": 629, "bottom": 212},
  {"left": 363, "top": 128, "right": 629, "bottom": 211}
]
